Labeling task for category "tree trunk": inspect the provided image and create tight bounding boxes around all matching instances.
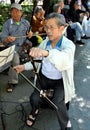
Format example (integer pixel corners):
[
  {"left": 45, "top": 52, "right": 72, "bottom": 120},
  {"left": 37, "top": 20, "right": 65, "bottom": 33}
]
[
  {"left": 42, "top": 0, "right": 51, "bottom": 16},
  {"left": 30, "top": 0, "right": 38, "bottom": 24},
  {"left": 10, "top": 0, "right": 24, "bottom": 4},
  {"left": 10, "top": 0, "right": 15, "bottom": 4},
  {"left": 19, "top": 0, "right": 24, "bottom": 4}
]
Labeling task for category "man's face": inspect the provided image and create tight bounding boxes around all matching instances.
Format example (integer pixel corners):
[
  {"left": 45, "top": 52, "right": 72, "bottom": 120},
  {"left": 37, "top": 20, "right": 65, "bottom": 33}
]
[
  {"left": 58, "top": 1, "right": 64, "bottom": 9},
  {"left": 44, "top": 18, "right": 64, "bottom": 42},
  {"left": 35, "top": 10, "right": 44, "bottom": 20},
  {"left": 11, "top": 8, "right": 23, "bottom": 22},
  {"left": 74, "top": 3, "right": 80, "bottom": 10}
]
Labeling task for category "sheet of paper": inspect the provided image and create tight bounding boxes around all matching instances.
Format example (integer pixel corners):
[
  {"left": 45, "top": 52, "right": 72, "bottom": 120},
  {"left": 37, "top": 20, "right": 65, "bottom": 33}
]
[{"left": 0, "top": 45, "right": 15, "bottom": 72}]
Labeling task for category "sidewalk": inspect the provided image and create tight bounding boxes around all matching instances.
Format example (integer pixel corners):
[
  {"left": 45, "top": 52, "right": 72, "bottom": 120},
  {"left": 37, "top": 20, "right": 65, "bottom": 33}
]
[
  {"left": 69, "top": 39, "right": 90, "bottom": 130},
  {"left": 0, "top": 38, "right": 90, "bottom": 130}
]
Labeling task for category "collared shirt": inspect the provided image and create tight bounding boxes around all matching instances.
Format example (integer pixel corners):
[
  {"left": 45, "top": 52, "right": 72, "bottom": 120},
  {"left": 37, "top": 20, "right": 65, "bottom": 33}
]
[
  {"left": 1, "top": 18, "right": 30, "bottom": 51},
  {"left": 24, "top": 36, "right": 76, "bottom": 103},
  {"left": 41, "top": 36, "right": 63, "bottom": 80}
]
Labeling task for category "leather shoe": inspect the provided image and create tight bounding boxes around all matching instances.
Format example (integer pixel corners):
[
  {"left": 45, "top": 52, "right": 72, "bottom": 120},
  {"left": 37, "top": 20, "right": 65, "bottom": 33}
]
[
  {"left": 65, "top": 127, "right": 73, "bottom": 130},
  {"left": 81, "top": 35, "right": 89, "bottom": 39},
  {"left": 76, "top": 40, "right": 85, "bottom": 45}
]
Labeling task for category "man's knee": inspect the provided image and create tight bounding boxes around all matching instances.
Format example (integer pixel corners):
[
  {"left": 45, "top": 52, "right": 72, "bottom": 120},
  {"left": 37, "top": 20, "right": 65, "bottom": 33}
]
[{"left": 12, "top": 53, "right": 20, "bottom": 65}]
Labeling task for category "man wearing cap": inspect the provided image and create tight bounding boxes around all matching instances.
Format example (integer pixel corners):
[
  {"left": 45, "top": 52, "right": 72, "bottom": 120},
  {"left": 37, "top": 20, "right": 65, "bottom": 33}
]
[
  {"left": 1, "top": 3, "right": 33, "bottom": 92},
  {"left": 14, "top": 13, "right": 75, "bottom": 130}
]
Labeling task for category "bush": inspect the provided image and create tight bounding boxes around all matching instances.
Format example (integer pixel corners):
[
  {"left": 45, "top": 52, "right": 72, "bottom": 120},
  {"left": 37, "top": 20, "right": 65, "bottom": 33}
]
[{"left": 0, "top": 4, "right": 10, "bottom": 31}]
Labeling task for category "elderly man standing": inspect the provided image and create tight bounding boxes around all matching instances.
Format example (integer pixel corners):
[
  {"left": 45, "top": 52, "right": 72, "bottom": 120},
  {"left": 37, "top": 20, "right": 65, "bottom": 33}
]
[{"left": 1, "top": 3, "right": 33, "bottom": 92}]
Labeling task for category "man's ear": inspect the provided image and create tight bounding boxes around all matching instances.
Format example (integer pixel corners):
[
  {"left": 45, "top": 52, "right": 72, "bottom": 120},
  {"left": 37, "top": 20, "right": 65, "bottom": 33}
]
[
  {"left": 61, "top": 26, "right": 67, "bottom": 35},
  {"left": 60, "top": 25, "right": 65, "bottom": 31}
]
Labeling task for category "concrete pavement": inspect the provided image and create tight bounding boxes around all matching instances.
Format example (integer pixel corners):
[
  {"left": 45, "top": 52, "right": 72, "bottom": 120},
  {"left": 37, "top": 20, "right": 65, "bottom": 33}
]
[
  {"left": 0, "top": 38, "right": 90, "bottom": 130},
  {"left": 69, "top": 39, "right": 90, "bottom": 130}
]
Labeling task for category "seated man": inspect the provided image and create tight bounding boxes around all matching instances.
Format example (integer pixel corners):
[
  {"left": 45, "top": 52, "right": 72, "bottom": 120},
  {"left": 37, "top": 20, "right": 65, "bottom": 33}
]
[
  {"left": 57, "top": 0, "right": 89, "bottom": 44},
  {"left": 1, "top": 3, "right": 33, "bottom": 92},
  {"left": 31, "top": 6, "right": 45, "bottom": 34},
  {"left": 14, "top": 13, "right": 75, "bottom": 130},
  {"left": 29, "top": 6, "right": 45, "bottom": 46}
]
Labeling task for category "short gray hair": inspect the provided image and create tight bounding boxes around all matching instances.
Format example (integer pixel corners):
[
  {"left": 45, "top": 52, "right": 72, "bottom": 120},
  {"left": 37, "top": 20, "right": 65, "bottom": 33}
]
[
  {"left": 34, "top": 6, "right": 43, "bottom": 14},
  {"left": 53, "top": 4, "right": 61, "bottom": 12},
  {"left": 45, "top": 13, "right": 67, "bottom": 27}
]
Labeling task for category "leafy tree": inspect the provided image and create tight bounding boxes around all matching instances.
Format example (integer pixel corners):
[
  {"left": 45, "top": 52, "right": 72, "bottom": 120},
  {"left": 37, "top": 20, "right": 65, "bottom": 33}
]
[{"left": 43, "top": 0, "right": 51, "bottom": 16}]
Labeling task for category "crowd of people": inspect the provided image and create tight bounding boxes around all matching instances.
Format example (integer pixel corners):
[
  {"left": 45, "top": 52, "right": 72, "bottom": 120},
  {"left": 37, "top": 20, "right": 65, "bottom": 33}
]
[
  {"left": 58, "top": 0, "right": 90, "bottom": 44},
  {"left": 0, "top": 0, "right": 90, "bottom": 130}
]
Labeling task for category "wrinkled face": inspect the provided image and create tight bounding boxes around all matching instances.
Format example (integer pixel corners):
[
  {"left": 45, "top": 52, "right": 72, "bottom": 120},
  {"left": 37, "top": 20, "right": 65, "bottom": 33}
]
[
  {"left": 35, "top": 10, "right": 44, "bottom": 19},
  {"left": 11, "top": 8, "right": 23, "bottom": 22},
  {"left": 44, "top": 18, "right": 64, "bottom": 42}
]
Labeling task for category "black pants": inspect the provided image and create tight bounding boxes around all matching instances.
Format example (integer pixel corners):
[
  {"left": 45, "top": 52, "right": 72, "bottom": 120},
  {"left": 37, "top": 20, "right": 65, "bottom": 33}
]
[
  {"left": 67, "top": 25, "right": 75, "bottom": 42},
  {"left": 30, "top": 72, "right": 69, "bottom": 130}
]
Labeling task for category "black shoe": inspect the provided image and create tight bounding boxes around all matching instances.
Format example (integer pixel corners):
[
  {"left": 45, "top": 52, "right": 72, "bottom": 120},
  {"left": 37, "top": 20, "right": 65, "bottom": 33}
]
[
  {"left": 7, "top": 83, "right": 17, "bottom": 93},
  {"left": 65, "top": 127, "right": 73, "bottom": 130},
  {"left": 81, "top": 35, "right": 89, "bottom": 39},
  {"left": 76, "top": 40, "right": 85, "bottom": 45}
]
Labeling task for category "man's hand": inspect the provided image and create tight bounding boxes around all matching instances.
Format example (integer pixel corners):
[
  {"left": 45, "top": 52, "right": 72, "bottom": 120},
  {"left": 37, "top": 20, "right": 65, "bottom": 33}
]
[
  {"left": 13, "top": 65, "right": 25, "bottom": 73},
  {"left": 7, "top": 36, "right": 16, "bottom": 43},
  {"left": 29, "top": 47, "right": 49, "bottom": 58},
  {"left": 27, "top": 31, "right": 33, "bottom": 38},
  {"left": 3, "top": 36, "right": 16, "bottom": 44}
]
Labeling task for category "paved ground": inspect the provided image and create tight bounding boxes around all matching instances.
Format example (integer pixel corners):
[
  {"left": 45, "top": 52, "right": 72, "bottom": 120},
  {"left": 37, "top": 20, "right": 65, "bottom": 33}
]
[{"left": 0, "top": 38, "right": 90, "bottom": 130}]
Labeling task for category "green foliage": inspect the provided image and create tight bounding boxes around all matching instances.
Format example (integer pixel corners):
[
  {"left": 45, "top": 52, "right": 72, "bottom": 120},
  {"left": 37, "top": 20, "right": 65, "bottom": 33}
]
[
  {"left": 22, "top": 5, "right": 33, "bottom": 13},
  {"left": 0, "top": 15, "right": 4, "bottom": 31},
  {"left": 0, "top": 4, "right": 10, "bottom": 32}
]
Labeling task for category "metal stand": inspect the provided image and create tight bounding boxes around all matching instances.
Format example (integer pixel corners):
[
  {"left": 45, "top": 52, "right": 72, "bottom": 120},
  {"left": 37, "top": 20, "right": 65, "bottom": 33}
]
[
  {"left": 20, "top": 72, "right": 58, "bottom": 110},
  {"left": 18, "top": 54, "right": 58, "bottom": 111},
  {"left": 23, "top": 56, "right": 58, "bottom": 110}
]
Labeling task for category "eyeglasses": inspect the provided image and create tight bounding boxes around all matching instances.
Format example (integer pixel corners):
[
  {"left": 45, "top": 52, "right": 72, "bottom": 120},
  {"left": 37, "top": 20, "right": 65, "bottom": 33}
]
[{"left": 44, "top": 26, "right": 59, "bottom": 31}]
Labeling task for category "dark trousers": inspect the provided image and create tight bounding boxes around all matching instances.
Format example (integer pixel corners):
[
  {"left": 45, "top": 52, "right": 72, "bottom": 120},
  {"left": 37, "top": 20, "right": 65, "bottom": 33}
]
[
  {"left": 67, "top": 25, "right": 75, "bottom": 42},
  {"left": 30, "top": 72, "right": 69, "bottom": 130}
]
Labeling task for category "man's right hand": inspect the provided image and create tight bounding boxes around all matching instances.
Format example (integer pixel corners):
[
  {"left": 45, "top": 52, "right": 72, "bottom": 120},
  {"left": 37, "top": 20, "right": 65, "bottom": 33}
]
[
  {"left": 7, "top": 36, "right": 16, "bottom": 43},
  {"left": 3, "top": 36, "right": 16, "bottom": 44}
]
